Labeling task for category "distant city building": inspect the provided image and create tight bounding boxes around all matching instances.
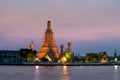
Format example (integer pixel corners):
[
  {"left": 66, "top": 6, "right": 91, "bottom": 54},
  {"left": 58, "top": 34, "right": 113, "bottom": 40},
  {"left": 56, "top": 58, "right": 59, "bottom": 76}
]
[
  {"left": 0, "top": 50, "right": 19, "bottom": 64},
  {"left": 37, "top": 20, "right": 60, "bottom": 62},
  {"left": 114, "top": 49, "right": 118, "bottom": 62},
  {"left": 114, "top": 49, "right": 117, "bottom": 57}
]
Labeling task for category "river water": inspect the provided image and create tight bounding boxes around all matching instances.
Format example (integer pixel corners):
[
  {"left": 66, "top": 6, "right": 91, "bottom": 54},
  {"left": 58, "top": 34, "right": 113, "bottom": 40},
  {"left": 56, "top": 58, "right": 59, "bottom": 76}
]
[{"left": 0, "top": 65, "right": 120, "bottom": 80}]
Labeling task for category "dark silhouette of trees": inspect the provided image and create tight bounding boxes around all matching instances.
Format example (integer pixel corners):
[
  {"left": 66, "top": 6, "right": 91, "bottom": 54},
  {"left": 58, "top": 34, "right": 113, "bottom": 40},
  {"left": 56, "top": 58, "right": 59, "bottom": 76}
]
[
  {"left": 19, "top": 48, "right": 37, "bottom": 63},
  {"left": 84, "top": 53, "right": 100, "bottom": 63}
]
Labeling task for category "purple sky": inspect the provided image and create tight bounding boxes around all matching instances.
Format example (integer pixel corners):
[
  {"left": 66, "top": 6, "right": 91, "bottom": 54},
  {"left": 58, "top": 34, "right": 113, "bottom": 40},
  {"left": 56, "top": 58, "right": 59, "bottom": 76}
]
[{"left": 0, "top": 0, "right": 120, "bottom": 56}]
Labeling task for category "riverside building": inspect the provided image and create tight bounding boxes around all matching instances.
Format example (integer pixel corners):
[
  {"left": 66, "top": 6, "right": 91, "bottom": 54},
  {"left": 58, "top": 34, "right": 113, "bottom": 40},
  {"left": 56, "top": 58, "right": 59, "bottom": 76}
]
[{"left": 0, "top": 50, "right": 19, "bottom": 64}]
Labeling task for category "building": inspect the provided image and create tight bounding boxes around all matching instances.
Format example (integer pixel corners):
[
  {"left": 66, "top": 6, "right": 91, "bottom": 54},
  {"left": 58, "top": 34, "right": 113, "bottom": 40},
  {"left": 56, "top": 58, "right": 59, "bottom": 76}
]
[
  {"left": 0, "top": 50, "right": 20, "bottom": 64},
  {"left": 37, "top": 20, "right": 60, "bottom": 62},
  {"left": 100, "top": 52, "right": 109, "bottom": 63},
  {"left": 64, "top": 42, "right": 74, "bottom": 62},
  {"left": 114, "top": 49, "right": 118, "bottom": 62}
]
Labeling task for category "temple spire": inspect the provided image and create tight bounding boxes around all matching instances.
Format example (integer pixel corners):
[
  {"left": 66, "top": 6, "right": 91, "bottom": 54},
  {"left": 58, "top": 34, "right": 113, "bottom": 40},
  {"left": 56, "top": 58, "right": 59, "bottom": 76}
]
[
  {"left": 67, "top": 42, "right": 72, "bottom": 52},
  {"left": 37, "top": 20, "right": 60, "bottom": 62},
  {"left": 29, "top": 41, "right": 34, "bottom": 51},
  {"left": 47, "top": 20, "right": 51, "bottom": 30}
]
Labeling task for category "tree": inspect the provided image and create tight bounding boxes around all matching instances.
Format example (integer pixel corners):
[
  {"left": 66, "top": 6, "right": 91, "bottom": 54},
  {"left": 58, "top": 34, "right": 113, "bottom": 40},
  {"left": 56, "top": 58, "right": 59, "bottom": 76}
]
[
  {"left": 19, "top": 48, "right": 37, "bottom": 62},
  {"left": 84, "top": 53, "right": 100, "bottom": 63},
  {"left": 27, "top": 53, "right": 36, "bottom": 62}
]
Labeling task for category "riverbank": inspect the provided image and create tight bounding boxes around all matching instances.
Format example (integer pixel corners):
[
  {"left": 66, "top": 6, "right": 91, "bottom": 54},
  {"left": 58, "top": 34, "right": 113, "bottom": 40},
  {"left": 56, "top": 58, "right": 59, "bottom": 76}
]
[{"left": 0, "top": 63, "right": 120, "bottom": 66}]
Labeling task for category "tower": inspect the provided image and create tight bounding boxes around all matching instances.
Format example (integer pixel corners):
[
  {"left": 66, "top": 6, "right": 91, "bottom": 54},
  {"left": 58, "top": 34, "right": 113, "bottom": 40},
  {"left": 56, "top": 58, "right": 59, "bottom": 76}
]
[
  {"left": 29, "top": 41, "right": 34, "bottom": 51},
  {"left": 114, "top": 49, "right": 118, "bottom": 62},
  {"left": 114, "top": 49, "right": 117, "bottom": 57},
  {"left": 37, "top": 20, "right": 60, "bottom": 61},
  {"left": 60, "top": 44, "right": 64, "bottom": 56},
  {"left": 67, "top": 42, "right": 72, "bottom": 52},
  {"left": 64, "top": 42, "right": 74, "bottom": 62}
]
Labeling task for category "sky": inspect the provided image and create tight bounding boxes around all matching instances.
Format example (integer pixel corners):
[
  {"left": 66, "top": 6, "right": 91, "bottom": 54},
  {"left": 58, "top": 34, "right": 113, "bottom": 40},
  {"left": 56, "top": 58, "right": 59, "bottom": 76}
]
[{"left": 0, "top": 0, "right": 120, "bottom": 56}]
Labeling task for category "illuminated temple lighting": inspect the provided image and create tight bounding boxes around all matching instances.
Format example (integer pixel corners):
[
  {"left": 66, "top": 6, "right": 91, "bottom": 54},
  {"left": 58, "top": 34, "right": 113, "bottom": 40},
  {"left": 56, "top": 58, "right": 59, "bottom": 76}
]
[
  {"left": 63, "top": 57, "right": 67, "bottom": 62},
  {"left": 37, "top": 20, "right": 60, "bottom": 61},
  {"left": 61, "top": 56, "right": 67, "bottom": 63},
  {"left": 45, "top": 55, "right": 52, "bottom": 62}
]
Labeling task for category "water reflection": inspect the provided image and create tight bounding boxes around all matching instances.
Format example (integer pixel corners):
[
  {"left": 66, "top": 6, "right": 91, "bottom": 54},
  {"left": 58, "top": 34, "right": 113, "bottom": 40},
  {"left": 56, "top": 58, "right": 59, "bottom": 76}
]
[
  {"left": 1, "top": 66, "right": 120, "bottom": 80},
  {"left": 35, "top": 66, "right": 39, "bottom": 70},
  {"left": 63, "top": 66, "right": 68, "bottom": 75},
  {"left": 114, "top": 65, "right": 118, "bottom": 72},
  {"left": 62, "top": 66, "right": 70, "bottom": 80},
  {"left": 35, "top": 66, "right": 40, "bottom": 80},
  {"left": 113, "top": 65, "right": 119, "bottom": 80}
]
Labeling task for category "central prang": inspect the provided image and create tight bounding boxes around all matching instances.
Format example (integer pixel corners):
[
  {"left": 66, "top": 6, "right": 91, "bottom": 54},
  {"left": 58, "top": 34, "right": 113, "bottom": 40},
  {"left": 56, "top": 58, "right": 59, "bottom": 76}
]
[{"left": 37, "top": 20, "right": 60, "bottom": 62}]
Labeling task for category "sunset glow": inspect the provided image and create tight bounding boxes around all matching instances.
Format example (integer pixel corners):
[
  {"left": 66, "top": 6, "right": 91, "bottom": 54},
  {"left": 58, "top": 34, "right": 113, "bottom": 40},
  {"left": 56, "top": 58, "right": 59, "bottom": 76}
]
[{"left": 0, "top": 0, "right": 120, "bottom": 55}]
